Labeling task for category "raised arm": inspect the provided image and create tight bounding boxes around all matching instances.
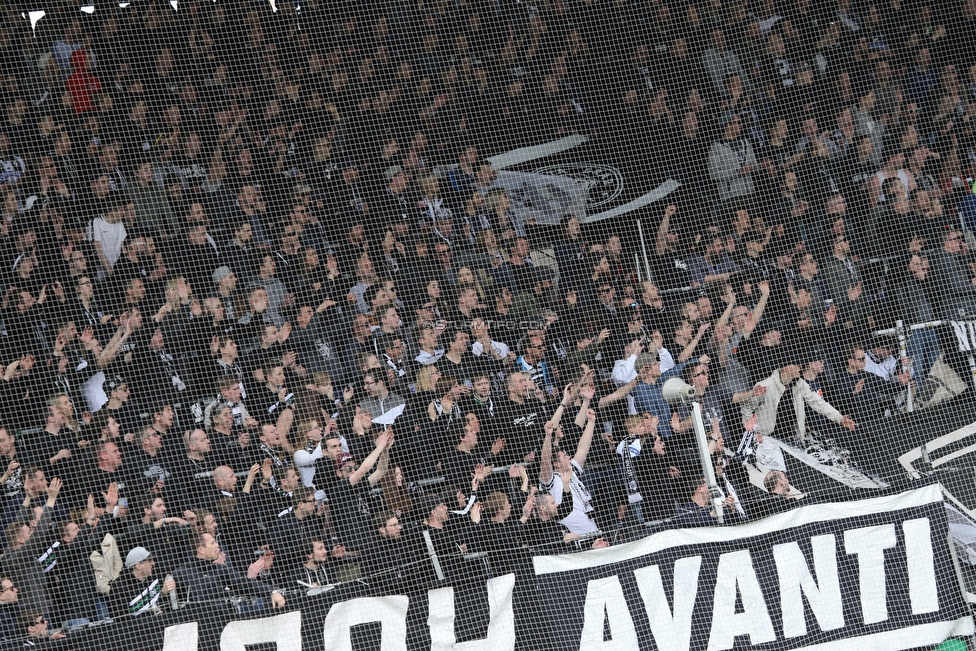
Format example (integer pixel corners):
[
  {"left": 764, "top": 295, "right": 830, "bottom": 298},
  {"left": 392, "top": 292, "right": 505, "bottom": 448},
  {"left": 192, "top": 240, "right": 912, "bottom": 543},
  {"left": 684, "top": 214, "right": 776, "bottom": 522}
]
[
  {"left": 655, "top": 204, "right": 677, "bottom": 256},
  {"left": 573, "top": 409, "right": 597, "bottom": 468},
  {"left": 97, "top": 317, "right": 132, "bottom": 368},
  {"left": 677, "top": 322, "right": 711, "bottom": 363},
  {"left": 711, "top": 290, "right": 736, "bottom": 343},
  {"left": 242, "top": 463, "right": 262, "bottom": 494},
  {"left": 742, "top": 281, "right": 770, "bottom": 339},
  {"left": 367, "top": 444, "right": 391, "bottom": 487},
  {"left": 549, "top": 383, "right": 575, "bottom": 430},
  {"left": 599, "top": 379, "right": 637, "bottom": 408},
  {"left": 539, "top": 420, "right": 554, "bottom": 485},
  {"left": 351, "top": 430, "right": 393, "bottom": 486},
  {"left": 575, "top": 384, "right": 593, "bottom": 428}
]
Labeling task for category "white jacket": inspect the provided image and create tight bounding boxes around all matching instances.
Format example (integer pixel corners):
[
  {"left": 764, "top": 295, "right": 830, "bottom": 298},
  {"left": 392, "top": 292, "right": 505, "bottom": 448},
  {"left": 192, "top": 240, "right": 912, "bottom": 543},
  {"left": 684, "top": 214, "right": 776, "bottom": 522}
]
[{"left": 741, "top": 370, "right": 843, "bottom": 440}]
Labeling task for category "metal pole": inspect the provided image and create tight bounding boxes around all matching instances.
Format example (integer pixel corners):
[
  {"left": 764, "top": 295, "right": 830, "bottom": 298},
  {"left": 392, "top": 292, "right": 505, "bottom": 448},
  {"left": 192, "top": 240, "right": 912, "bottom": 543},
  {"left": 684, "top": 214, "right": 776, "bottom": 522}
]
[
  {"left": 637, "top": 220, "right": 653, "bottom": 286},
  {"left": 968, "top": 354, "right": 976, "bottom": 395},
  {"left": 692, "top": 402, "right": 723, "bottom": 524},
  {"left": 635, "top": 253, "right": 643, "bottom": 282},
  {"left": 422, "top": 530, "right": 445, "bottom": 581},
  {"left": 896, "top": 320, "right": 914, "bottom": 413}
]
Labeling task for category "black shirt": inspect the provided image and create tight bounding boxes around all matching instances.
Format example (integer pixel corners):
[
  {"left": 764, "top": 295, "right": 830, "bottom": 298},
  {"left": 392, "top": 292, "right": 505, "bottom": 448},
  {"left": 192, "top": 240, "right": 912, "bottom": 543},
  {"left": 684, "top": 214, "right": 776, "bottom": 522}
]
[{"left": 329, "top": 479, "right": 377, "bottom": 552}]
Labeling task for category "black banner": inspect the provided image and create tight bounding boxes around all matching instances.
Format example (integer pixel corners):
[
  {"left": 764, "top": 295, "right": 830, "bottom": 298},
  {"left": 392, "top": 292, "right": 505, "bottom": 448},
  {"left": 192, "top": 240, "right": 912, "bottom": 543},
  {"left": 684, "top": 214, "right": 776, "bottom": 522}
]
[{"left": 4, "top": 484, "right": 969, "bottom": 651}]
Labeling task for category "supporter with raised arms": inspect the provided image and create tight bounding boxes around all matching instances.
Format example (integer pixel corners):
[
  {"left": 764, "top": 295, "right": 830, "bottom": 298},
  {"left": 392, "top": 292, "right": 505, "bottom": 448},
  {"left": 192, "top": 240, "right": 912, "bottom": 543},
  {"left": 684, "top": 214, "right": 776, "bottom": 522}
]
[{"left": 539, "top": 389, "right": 599, "bottom": 536}]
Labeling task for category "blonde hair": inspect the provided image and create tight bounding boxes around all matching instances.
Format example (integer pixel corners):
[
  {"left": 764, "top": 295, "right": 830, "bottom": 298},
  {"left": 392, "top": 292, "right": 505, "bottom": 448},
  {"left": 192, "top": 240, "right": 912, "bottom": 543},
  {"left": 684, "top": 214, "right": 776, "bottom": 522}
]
[
  {"left": 484, "top": 189, "right": 508, "bottom": 214},
  {"left": 291, "top": 420, "right": 319, "bottom": 451},
  {"left": 415, "top": 365, "right": 439, "bottom": 393},
  {"left": 415, "top": 174, "right": 439, "bottom": 200}
]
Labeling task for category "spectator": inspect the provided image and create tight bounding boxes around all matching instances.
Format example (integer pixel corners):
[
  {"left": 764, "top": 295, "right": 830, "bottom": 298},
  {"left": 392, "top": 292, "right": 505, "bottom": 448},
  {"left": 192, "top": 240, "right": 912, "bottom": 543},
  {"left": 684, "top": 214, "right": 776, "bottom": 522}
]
[
  {"left": 273, "top": 487, "right": 326, "bottom": 576},
  {"left": 86, "top": 199, "right": 128, "bottom": 280},
  {"left": 708, "top": 113, "right": 757, "bottom": 205},
  {"left": 823, "top": 235, "right": 867, "bottom": 329},
  {"left": 358, "top": 370, "right": 406, "bottom": 421},
  {"left": 295, "top": 538, "right": 344, "bottom": 589},
  {"left": 4, "top": 477, "right": 63, "bottom": 620},
  {"left": 172, "top": 429, "right": 215, "bottom": 509},
  {"left": 675, "top": 360, "right": 760, "bottom": 445},
  {"left": 742, "top": 362, "right": 856, "bottom": 444},
  {"left": 124, "top": 494, "right": 192, "bottom": 577},
  {"left": 754, "top": 470, "right": 800, "bottom": 518},
  {"left": 365, "top": 512, "right": 419, "bottom": 582},
  {"left": 896, "top": 255, "right": 940, "bottom": 377},
  {"left": 675, "top": 475, "right": 744, "bottom": 527},
  {"left": 0, "top": 577, "right": 22, "bottom": 640},
  {"left": 929, "top": 231, "right": 976, "bottom": 317},
  {"left": 329, "top": 430, "right": 394, "bottom": 552},
  {"left": 627, "top": 352, "right": 694, "bottom": 440},
  {"left": 173, "top": 531, "right": 285, "bottom": 610},
  {"left": 702, "top": 30, "right": 753, "bottom": 97},
  {"left": 108, "top": 547, "right": 178, "bottom": 618},
  {"left": 539, "top": 406, "right": 599, "bottom": 535},
  {"left": 18, "top": 611, "right": 64, "bottom": 643}
]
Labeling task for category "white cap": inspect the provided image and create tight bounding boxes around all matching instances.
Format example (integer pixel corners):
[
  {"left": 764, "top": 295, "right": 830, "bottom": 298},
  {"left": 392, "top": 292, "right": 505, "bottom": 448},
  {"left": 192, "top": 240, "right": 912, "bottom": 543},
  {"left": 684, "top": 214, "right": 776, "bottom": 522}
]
[{"left": 125, "top": 547, "right": 152, "bottom": 569}]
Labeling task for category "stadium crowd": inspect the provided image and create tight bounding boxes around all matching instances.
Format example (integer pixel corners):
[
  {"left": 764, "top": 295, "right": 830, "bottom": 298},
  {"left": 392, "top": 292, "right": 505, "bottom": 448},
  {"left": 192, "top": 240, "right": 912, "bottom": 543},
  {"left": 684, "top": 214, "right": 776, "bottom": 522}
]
[{"left": 0, "top": 0, "right": 971, "bottom": 641}]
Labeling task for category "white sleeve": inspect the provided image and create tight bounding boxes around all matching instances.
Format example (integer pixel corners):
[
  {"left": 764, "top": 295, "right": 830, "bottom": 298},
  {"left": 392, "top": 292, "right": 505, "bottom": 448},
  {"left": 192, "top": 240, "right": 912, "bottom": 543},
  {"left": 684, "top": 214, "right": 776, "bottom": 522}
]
[
  {"left": 798, "top": 380, "right": 844, "bottom": 423},
  {"left": 294, "top": 443, "right": 324, "bottom": 468},
  {"left": 658, "top": 347, "right": 676, "bottom": 372},
  {"left": 611, "top": 355, "right": 638, "bottom": 386}
]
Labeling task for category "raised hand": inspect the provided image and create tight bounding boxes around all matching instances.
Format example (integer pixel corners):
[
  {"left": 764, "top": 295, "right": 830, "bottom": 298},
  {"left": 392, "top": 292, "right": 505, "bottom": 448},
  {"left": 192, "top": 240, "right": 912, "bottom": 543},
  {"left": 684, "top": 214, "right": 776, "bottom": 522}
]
[
  {"left": 247, "top": 555, "right": 267, "bottom": 579},
  {"left": 0, "top": 460, "right": 19, "bottom": 482},
  {"left": 562, "top": 383, "right": 577, "bottom": 405},
  {"left": 102, "top": 482, "right": 118, "bottom": 508},
  {"left": 579, "top": 384, "right": 595, "bottom": 401},
  {"left": 376, "top": 429, "right": 395, "bottom": 450},
  {"left": 47, "top": 477, "right": 63, "bottom": 502}
]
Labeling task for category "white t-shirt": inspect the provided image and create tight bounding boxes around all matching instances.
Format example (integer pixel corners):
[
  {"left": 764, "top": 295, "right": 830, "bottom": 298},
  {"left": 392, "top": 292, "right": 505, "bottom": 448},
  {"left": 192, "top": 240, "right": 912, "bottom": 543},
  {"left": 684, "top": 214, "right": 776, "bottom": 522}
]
[
  {"left": 542, "top": 459, "right": 599, "bottom": 534},
  {"left": 87, "top": 217, "right": 127, "bottom": 269}
]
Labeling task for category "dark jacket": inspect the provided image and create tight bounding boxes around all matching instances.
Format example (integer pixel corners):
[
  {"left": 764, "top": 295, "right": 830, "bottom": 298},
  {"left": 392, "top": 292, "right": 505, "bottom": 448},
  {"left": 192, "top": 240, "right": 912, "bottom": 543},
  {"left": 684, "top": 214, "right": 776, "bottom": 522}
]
[{"left": 173, "top": 556, "right": 277, "bottom": 604}]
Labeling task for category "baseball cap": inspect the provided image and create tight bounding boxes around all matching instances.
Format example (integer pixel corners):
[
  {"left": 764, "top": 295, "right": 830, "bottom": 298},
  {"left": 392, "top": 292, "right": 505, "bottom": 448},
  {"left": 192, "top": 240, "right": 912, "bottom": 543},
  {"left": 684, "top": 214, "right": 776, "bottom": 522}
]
[
  {"left": 420, "top": 493, "right": 447, "bottom": 516},
  {"left": 212, "top": 266, "right": 232, "bottom": 286},
  {"left": 334, "top": 452, "right": 356, "bottom": 471},
  {"left": 103, "top": 375, "right": 126, "bottom": 392},
  {"left": 125, "top": 547, "right": 152, "bottom": 568},
  {"left": 385, "top": 165, "right": 404, "bottom": 182},
  {"left": 635, "top": 351, "right": 659, "bottom": 370}
]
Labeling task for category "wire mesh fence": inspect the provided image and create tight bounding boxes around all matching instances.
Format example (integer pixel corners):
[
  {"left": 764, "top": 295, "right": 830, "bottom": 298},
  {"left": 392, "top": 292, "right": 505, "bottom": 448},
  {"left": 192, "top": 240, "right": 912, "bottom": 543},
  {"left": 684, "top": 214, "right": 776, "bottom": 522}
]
[{"left": 0, "top": 0, "right": 972, "bottom": 649}]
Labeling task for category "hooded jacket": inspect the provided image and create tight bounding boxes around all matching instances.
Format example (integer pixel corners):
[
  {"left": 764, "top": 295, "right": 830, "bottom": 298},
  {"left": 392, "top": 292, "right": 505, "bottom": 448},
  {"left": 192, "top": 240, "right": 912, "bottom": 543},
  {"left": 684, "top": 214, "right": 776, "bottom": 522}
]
[{"left": 66, "top": 49, "right": 101, "bottom": 115}]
